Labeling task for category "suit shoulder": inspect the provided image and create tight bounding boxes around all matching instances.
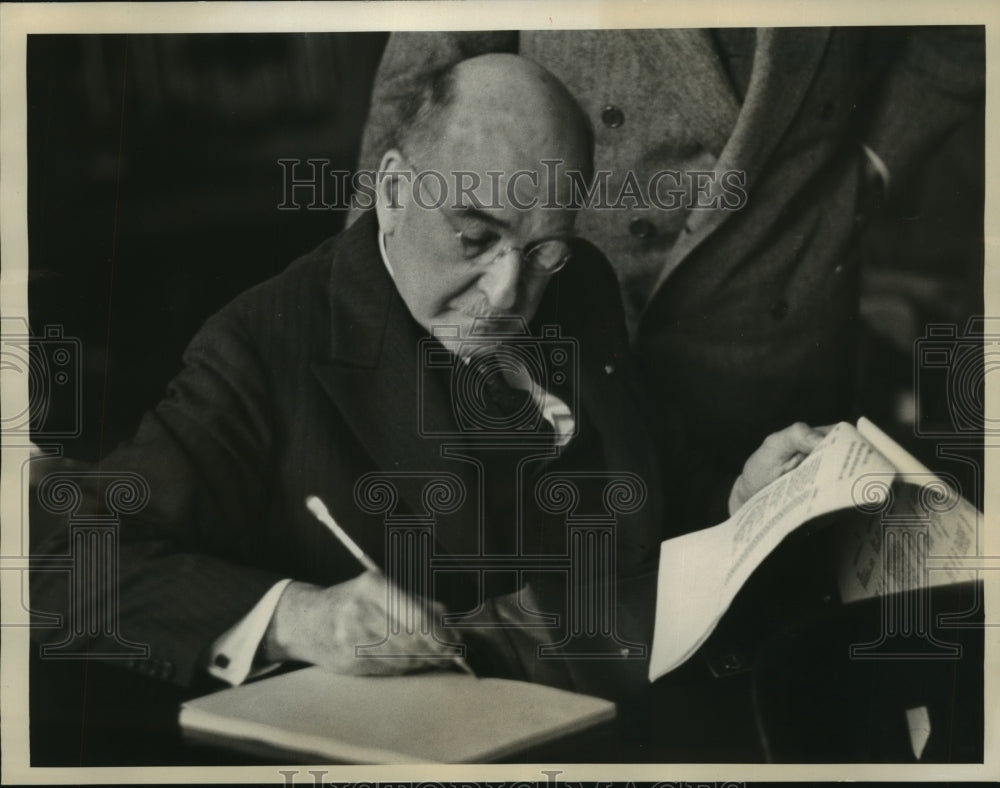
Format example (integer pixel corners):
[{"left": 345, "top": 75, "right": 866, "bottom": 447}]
[{"left": 195, "top": 233, "right": 342, "bottom": 357}]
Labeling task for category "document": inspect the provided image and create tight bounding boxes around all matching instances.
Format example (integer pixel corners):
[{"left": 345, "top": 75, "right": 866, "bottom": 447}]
[
  {"left": 648, "top": 419, "right": 980, "bottom": 681},
  {"left": 832, "top": 419, "right": 979, "bottom": 602}
]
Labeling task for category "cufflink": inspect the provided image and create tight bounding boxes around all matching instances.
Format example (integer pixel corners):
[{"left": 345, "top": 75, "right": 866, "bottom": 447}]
[{"left": 214, "top": 653, "right": 231, "bottom": 669}]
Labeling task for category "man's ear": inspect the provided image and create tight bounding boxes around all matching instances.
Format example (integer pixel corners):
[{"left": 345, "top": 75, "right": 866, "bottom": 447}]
[{"left": 374, "top": 149, "right": 410, "bottom": 236}]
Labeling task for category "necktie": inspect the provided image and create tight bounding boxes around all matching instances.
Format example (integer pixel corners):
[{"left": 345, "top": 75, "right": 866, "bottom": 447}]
[{"left": 477, "top": 355, "right": 554, "bottom": 437}]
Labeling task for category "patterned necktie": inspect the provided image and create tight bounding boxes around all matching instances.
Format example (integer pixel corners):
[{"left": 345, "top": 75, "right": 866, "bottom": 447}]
[{"left": 477, "top": 355, "right": 554, "bottom": 437}]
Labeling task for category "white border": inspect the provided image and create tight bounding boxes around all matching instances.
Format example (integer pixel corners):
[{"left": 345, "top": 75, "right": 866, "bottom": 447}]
[{"left": 2, "top": 1, "right": 997, "bottom": 784}]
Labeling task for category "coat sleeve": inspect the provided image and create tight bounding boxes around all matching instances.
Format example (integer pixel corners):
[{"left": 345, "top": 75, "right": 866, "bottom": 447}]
[
  {"left": 349, "top": 31, "right": 519, "bottom": 224},
  {"left": 30, "top": 311, "right": 286, "bottom": 687},
  {"left": 861, "top": 26, "right": 984, "bottom": 188}
]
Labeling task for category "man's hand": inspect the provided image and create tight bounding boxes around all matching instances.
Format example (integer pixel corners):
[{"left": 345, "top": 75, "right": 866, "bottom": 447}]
[
  {"left": 728, "top": 422, "right": 832, "bottom": 514},
  {"left": 260, "top": 571, "right": 457, "bottom": 675}
]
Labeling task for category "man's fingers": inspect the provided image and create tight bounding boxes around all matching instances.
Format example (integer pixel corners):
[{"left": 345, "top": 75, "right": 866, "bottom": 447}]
[
  {"left": 355, "top": 651, "right": 459, "bottom": 676},
  {"left": 779, "top": 451, "right": 807, "bottom": 473},
  {"left": 355, "top": 581, "right": 457, "bottom": 660},
  {"left": 331, "top": 615, "right": 455, "bottom": 674},
  {"left": 777, "top": 422, "right": 826, "bottom": 456},
  {"left": 304, "top": 573, "right": 459, "bottom": 676},
  {"left": 351, "top": 570, "right": 441, "bottom": 629},
  {"left": 734, "top": 422, "right": 836, "bottom": 514},
  {"left": 387, "top": 588, "right": 447, "bottom": 634}
]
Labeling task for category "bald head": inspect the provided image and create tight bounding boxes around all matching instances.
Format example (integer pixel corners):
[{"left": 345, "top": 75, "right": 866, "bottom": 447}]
[
  {"left": 396, "top": 53, "right": 593, "bottom": 182},
  {"left": 375, "top": 54, "right": 593, "bottom": 348}
]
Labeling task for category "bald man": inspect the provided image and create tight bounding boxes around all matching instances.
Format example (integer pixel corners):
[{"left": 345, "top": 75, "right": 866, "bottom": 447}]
[{"left": 31, "top": 55, "right": 822, "bottom": 695}]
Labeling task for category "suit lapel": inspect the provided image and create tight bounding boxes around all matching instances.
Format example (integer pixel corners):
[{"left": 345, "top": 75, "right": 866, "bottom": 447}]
[
  {"left": 628, "top": 28, "right": 741, "bottom": 159},
  {"left": 650, "top": 27, "right": 832, "bottom": 295},
  {"left": 722, "top": 28, "right": 832, "bottom": 191},
  {"left": 310, "top": 213, "right": 480, "bottom": 557}
]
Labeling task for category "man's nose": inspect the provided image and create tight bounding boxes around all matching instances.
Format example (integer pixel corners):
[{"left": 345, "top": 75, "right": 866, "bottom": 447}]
[{"left": 478, "top": 249, "right": 522, "bottom": 311}]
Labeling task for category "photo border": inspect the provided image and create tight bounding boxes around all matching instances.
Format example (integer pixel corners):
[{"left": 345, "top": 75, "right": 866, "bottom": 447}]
[{"left": 2, "top": 1, "right": 997, "bottom": 783}]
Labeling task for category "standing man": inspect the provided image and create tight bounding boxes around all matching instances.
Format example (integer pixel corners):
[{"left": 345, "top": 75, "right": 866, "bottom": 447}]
[{"left": 354, "top": 28, "right": 985, "bottom": 496}]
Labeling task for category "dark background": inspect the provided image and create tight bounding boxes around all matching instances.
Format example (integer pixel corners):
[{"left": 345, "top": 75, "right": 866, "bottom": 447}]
[
  {"left": 27, "top": 33, "right": 387, "bottom": 461},
  {"left": 23, "top": 32, "right": 986, "bottom": 766}
]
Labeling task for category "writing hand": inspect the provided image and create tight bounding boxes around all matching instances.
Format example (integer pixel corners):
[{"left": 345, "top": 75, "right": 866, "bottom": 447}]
[
  {"left": 261, "top": 571, "right": 457, "bottom": 675},
  {"left": 728, "top": 422, "right": 831, "bottom": 514}
]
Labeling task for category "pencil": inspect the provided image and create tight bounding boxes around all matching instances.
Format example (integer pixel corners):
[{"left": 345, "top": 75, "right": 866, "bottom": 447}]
[
  {"left": 305, "top": 495, "right": 380, "bottom": 573},
  {"left": 305, "top": 494, "right": 475, "bottom": 676}
]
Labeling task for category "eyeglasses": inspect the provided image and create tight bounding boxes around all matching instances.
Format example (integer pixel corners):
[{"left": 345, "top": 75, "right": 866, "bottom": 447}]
[
  {"left": 450, "top": 229, "right": 572, "bottom": 275},
  {"left": 400, "top": 153, "right": 573, "bottom": 276}
]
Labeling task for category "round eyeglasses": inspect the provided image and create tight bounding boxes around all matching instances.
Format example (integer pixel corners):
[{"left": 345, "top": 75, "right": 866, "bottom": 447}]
[{"left": 453, "top": 229, "right": 572, "bottom": 275}]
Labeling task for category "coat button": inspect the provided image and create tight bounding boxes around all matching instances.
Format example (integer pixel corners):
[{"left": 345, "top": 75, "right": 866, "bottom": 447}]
[
  {"left": 628, "top": 217, "right": 655, "bottom": 239},
  {"left": 601, "top": 105, "right": 624, "bottom": 128},
  {"left": 770, "top": 300, "right": 789, "bottom": 321}
]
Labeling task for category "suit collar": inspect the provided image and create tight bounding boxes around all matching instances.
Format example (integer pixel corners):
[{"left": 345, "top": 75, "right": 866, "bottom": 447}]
[
  {"left": 649, "top": 27, "right": 831, "bottom": 296},
  {"left": 628, "top": 29, "right": 742, "bottom": 159},
  {"left": 313, "top": 207, "right": 462, "bottom": 458},
  {"left": 313, "top": 214, "right": 525, "bottom": 557},
  {"left": 703, "top": 27, "right": 831, "bottom": 219},
  {"left": 324, "top": 210, "right": 393, "bottom": 368}
]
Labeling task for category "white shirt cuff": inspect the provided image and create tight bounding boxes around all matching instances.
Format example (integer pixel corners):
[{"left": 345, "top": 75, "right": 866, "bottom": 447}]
[{"left": 207, "top": 578, "right": 293, "bottom": 686}]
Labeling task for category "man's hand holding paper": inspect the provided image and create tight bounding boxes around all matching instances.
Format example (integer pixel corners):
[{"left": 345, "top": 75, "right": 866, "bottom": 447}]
[{"left": 728, "top": 422, "right": 831, "bottom": 515}]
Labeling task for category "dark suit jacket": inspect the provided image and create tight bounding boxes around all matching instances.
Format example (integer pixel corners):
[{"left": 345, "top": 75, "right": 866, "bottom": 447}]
[
  {"left": 30, "top": 211, "right": 666, "bottom": 691},
  {"left": 355, "top": 28, "right": 984, "bottom": 469}
]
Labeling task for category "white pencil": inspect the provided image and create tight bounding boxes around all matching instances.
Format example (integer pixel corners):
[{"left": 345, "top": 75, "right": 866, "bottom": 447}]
[
  {"left": 305, "top": 495, "right": 380, "bottom": 573},
  {"left": 304, "top": 494, "right": 475, "bottom": 676}
]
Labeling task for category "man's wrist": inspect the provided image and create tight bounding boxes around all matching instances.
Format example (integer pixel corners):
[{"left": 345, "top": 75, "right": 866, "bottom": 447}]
[{"left": 260, "top": 580, "right": 323, "bottom": 664}]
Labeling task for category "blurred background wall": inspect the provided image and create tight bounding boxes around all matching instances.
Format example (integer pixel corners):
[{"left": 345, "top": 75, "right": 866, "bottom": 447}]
[{"left": 27, "top": 33, "right": 388, "bottom": 461}]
